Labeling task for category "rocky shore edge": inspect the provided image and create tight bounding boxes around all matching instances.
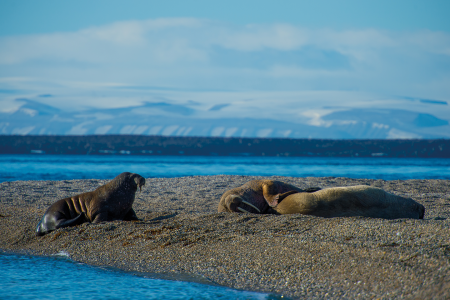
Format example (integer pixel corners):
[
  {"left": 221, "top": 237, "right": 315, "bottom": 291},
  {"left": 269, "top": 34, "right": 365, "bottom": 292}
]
[{"left": 1, "top": 175, "right": 449, "bottom": 299}]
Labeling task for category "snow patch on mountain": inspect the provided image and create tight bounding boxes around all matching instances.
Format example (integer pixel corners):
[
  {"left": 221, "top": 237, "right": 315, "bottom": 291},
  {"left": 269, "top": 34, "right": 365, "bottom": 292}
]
[{"left": 1, "top": 94, "right": 449, "bottom": 139}]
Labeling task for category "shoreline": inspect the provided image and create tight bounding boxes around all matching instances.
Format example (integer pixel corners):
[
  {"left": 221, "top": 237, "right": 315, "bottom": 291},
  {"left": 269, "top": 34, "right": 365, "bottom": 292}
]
[
  {"left": 1, "top": 175, "right": 449, "bottom": 299},
  {"left": 2, "top": 135, "right": 449, "bottom": 157}
]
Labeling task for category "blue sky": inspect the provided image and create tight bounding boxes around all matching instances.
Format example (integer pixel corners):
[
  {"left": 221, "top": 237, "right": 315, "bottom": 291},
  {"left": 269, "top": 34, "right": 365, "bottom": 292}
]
[
  {"left": 1, "top": 0, "right": 449, "bottom": 35},
  {"left": 0, "top": 0, "right": 449, "bottom": 124}
]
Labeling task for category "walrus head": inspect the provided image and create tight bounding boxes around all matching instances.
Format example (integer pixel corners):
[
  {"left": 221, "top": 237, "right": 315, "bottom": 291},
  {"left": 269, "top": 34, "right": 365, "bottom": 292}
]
[
  {"left": 129, "top": 173, "right": 146, "bottom": 192},
  {"left": 132, "top": 174, "right": 146, "bottom": 192},
  {"left": 218, "top": 194, "right": 263, "bottom": 214},
  {"left": 113, "top": 172, "right": 146, "bottom": 192}
]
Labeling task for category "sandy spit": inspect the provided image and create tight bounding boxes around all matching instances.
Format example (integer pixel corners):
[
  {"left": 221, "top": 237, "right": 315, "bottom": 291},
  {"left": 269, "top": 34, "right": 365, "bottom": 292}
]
[{"left": 0, "top": 175, "right": 449, "bottom": 299}]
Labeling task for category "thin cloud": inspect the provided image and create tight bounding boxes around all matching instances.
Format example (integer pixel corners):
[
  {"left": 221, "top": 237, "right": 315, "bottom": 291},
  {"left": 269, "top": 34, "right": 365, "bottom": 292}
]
[{"left": 0, "top": 18, "right": 449, "bottom": 99}]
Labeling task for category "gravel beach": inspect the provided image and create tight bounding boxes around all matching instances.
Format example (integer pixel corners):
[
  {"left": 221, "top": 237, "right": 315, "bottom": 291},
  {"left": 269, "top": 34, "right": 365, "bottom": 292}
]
[{"left": 1, "top": 175, "right": 449, "bottom": 299}]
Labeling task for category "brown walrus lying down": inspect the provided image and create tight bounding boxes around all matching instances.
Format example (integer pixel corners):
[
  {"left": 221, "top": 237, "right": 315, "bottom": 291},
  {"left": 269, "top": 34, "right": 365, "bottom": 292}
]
[
  {"left": 36, "top": 172, "right": 145, "bottom": 236},
  {"left": 270, "top": 185, "right": 425, "bottom": 219},
  {"left": 219, "top": 181, "right": 425, "bottom": 219},
  {"left": 218, "top": 180, "right": 320, "bottom": 214}
]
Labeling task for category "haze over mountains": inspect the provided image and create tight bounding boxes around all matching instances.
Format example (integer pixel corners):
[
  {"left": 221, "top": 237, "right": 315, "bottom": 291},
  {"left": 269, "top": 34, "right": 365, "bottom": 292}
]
[{"left": 1, "top": 90, "right": 449, "bottom": 139}]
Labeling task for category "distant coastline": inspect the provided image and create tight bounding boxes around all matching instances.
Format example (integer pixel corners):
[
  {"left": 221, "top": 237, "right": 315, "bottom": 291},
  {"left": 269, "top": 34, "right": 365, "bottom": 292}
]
[{"left": 1, "top": 135, "right": 449, "bottom": 158}]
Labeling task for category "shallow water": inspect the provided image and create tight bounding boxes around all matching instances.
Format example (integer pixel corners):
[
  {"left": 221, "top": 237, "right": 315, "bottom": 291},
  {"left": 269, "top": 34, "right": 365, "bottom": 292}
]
[
  {"left": 0, "top": 252, "right": 276, "bottom": 299},
  {"left": 1, "top": 154, "right": 449, "bottom": 182}
]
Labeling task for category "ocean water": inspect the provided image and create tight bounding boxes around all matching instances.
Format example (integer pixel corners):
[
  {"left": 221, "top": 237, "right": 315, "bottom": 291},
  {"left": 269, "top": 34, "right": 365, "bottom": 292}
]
[
  {"left": 1, "top": 154, "right": 450, "bottom": 183},
  {"left": 1, "top": 154, "right": 449, "bottom": 299},
  {"left": 0, "top": 252, "right": 273, "bottom": 300}
]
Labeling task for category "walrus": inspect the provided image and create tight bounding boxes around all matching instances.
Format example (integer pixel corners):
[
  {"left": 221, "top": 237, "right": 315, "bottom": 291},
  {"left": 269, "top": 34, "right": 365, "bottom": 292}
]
[
  {"left": 218, "top": 180, "right": 320, "bottom": 214},
  {"left": 36, "top": 172, "right": 145, "bottom": 236},
  {"left": 269, "top": 185, "right": 425, "bottom": 219}
]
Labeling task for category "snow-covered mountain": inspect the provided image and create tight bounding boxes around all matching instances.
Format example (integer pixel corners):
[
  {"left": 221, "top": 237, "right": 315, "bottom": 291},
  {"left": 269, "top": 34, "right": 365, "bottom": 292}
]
[{"left": 1, "top": 95, "right": 449, "bottom": 139}]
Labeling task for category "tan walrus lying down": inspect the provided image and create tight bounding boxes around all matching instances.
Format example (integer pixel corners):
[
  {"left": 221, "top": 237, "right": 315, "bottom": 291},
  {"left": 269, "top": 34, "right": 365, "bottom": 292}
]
[
  {"left": 270, "top": 185, "right": 425, "bottom": 219},
  {"left": 219, "top": 181, "right": 425, "bottom": 219}
]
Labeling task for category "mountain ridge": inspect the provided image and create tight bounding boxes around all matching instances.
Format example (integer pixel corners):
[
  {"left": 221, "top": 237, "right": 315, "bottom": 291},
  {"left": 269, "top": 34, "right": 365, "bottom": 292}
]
[{"left": 1, "top": 97, "right": 449, "bottom": 139}]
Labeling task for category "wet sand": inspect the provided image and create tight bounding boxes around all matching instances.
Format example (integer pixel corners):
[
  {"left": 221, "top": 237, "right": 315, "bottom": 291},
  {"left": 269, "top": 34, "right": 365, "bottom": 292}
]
[{"left": 1, "top": 175, "right": 449, "bottom": 299}]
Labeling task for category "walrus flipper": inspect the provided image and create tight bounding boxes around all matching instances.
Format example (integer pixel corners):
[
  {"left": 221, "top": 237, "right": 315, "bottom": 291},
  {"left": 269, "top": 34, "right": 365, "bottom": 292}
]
[
  {"left": 267, "top": 187, "right": 319, "bottom": 207},
  {"left": 264, "top": 187, "right": 320, "bottom": 208},
  {"left": 36, "top": 212, "right": 86, "bottom": 236},
  {"left": 305, "top": 187, "right": 321, "bottom": 193},
  {"left": 266, "top": 190, "right": 301, "bottom": 207},
  {"left": 55, "top": 212, "right": 87, "bottom": 229},
  {"left": 123, "top": 208, "right": 139, "bottom": 221},
  {"left": 268, "top": 187, "right": 321, "bottom": 207},
  {"left": 36, "top": 216, "right": 53, "bottom": 236}
]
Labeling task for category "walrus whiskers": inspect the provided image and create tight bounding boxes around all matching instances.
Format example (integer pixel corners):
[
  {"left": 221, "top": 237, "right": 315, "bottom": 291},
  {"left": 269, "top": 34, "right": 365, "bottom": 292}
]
[
  {"left": 237, "top": 207, "right": 251, "bottom": 213},
  {"left": 241, "top": 200, "right": 261, "bottom": 213}
]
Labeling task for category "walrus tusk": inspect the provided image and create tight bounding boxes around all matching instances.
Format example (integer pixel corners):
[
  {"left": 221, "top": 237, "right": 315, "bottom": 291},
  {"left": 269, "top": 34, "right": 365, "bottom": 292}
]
[
  {"left": 241, "top": 200, "right": 261, "bottom": 213},
  {"left": 237, "top": 207, "right": 251, "bottom": 213}
]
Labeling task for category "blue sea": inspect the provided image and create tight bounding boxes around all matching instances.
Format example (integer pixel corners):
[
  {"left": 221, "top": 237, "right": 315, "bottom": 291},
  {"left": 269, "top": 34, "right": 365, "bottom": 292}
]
[
  {"left": 1, "top": 154, "right": 450, "bottom": 182},
  {"left": 1, "top": 154, "right": 449, "bottom": 299},
  {"left": 0, "top": 252, "right": 272, "bottom": 300}
]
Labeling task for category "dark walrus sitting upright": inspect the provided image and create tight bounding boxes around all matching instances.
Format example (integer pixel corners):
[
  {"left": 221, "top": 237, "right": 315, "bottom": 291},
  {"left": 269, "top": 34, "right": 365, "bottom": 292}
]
[
  {"left": 36, "top": 172, "right": 145, "bottom": 236},
  {"left": 218, "top": 179, "right": 320, "bottom": 214}
]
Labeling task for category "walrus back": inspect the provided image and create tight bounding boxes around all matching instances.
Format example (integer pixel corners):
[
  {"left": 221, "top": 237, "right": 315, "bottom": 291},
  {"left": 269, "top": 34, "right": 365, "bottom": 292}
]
[{"left": 64, "top": 193, "right": 93, "bottom": 220}]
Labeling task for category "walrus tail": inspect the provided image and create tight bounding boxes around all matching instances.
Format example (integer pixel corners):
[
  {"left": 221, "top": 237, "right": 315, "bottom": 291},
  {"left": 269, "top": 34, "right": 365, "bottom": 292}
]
[
  {"left": 36, "top": 213, "right": 87, "bottom": 236},
  {"left": 36, "top": 223, "right": 46, "bottom": 236}
]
